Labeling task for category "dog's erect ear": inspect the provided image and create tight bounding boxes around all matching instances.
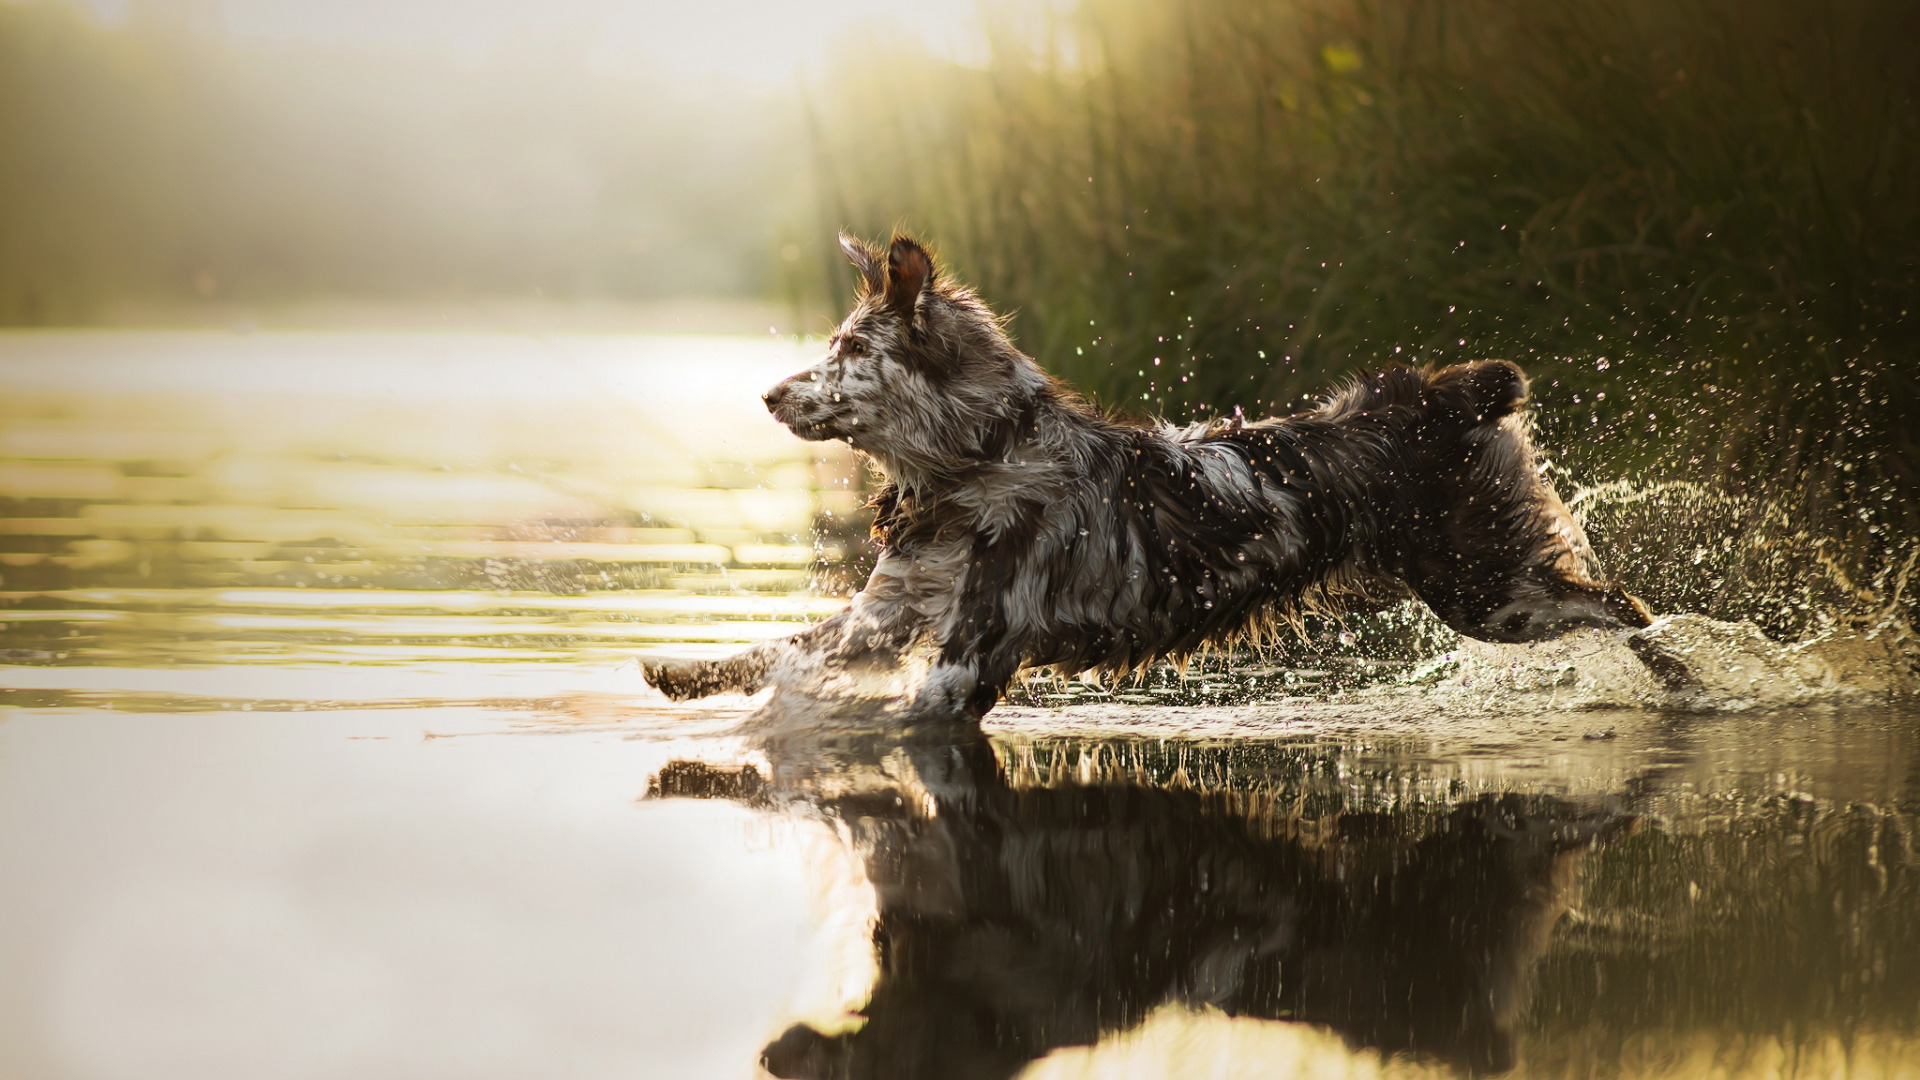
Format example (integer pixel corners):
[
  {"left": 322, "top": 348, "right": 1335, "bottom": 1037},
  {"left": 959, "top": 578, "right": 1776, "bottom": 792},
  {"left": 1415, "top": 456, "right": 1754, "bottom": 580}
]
[
  {"left": 883, "top": 235, "right": 935, "bottom": 321},
  {"left": 839, "top": 233, "right": 885, "bottom": 298}
]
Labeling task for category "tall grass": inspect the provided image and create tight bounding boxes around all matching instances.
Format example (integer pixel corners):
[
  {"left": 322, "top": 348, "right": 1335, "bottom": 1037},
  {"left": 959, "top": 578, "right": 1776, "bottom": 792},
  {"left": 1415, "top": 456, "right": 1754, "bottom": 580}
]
[{"left": 801, "top": 0, "right": 1919, "bottom": 636}]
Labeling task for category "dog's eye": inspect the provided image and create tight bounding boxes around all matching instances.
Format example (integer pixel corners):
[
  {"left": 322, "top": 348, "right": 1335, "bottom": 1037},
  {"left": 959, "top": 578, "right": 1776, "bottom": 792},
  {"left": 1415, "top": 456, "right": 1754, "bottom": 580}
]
[{"left": 844, "top": 339, "right": 868, "bottom": 357}]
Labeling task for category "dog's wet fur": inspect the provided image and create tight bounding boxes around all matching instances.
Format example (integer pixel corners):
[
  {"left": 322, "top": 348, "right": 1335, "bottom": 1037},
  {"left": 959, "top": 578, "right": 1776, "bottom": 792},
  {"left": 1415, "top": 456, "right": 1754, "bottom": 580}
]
[{"left": 644, "top": 233, "right": 1650, "bottom": 715}]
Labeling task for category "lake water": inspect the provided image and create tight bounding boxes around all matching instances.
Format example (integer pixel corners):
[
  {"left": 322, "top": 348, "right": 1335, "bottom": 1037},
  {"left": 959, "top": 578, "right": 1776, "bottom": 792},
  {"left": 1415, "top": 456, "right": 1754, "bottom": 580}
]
[{"left": 1, "top": 331, "right": 1915, "bottom": 1080}]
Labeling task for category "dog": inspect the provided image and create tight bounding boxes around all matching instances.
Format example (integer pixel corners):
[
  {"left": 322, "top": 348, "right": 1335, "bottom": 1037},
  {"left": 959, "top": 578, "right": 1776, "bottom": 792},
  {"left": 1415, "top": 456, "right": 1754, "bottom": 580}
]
[{"left": 643, "top": 233, "right": 1651, "bottom": 715}]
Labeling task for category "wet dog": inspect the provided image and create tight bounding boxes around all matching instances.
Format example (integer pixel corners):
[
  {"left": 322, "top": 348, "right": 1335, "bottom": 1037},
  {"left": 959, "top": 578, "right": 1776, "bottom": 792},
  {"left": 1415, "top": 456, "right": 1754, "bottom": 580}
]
[{"left": 644, "top": 234, "right": 1650, "bottom": 715}]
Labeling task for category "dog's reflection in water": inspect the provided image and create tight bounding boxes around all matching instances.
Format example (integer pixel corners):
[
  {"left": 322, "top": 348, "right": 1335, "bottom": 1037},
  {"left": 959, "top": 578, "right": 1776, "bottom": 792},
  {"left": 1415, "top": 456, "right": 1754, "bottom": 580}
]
[{"left": 650, "top": 696, "right": 1634, "bottom": 1079}]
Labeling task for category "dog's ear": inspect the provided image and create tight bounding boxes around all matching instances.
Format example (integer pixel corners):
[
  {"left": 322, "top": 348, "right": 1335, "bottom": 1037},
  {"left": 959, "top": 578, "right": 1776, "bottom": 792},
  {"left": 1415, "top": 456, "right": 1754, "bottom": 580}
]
[
  {"left": 883, "top": 235, "right": 935, "bottom": 322},
  {"left": 839, "top": 233, "right": 884, "bottom": 298}
]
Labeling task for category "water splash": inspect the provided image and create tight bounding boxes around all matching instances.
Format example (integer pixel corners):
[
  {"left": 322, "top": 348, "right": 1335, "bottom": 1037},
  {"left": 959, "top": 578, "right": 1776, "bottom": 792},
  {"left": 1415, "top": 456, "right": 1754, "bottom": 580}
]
[
  {"left": 1397, "top": 615, "right": 1916, "bottom": 713},
  {"left": 1569, "top": 478, "right": 1914, "bottom": 642}
]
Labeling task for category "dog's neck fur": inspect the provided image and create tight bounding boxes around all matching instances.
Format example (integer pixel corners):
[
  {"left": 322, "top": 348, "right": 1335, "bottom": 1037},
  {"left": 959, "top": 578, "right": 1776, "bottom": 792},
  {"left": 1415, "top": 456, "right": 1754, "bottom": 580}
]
[{"left": 863, "top": 345, "right": 1062, "bottom": 489}]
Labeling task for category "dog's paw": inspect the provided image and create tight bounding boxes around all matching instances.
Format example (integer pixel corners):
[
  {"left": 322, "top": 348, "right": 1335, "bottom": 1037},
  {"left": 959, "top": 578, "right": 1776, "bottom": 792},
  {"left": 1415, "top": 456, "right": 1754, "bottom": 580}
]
[
  {"left": 1602, "top": 585, "right": 1654, "bottom": 628},
  {"left": 639, "top": 659, "right": 713, "bottom": 701},
  {"left": 640, "top": 657, "right": 767, "bottom": 700},
  {"left": 901, "top": 663, "right": 991, "bottom": 721}
]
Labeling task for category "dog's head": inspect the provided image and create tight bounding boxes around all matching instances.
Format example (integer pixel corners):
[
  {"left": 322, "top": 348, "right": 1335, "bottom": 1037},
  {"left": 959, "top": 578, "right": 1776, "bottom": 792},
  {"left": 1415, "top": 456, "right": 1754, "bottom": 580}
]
[{"left": 763, "top": 233, "right": 1054, "bottom": 479}]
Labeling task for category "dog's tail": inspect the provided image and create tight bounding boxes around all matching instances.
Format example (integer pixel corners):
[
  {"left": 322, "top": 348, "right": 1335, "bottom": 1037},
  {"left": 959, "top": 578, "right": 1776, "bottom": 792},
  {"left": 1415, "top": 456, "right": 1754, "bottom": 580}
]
[{"left": 1425, "top": 359, "right": 1528, "bottom": 424}]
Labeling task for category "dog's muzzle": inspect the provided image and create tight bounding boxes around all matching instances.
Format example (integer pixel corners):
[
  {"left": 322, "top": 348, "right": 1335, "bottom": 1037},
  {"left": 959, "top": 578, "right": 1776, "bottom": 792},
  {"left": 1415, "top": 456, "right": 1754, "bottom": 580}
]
[{"left": 763, "top": 376, "right": 836, "bottom": 440}]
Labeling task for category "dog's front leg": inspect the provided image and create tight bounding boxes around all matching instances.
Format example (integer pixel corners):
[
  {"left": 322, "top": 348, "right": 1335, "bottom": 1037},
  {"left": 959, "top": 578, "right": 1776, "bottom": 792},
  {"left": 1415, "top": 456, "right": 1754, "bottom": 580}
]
[
  {"left": 642, "top": 555, "right": 925, "bottom": 700},
  {"left": 908, "top": 628, "right": 1028, "bottom": 720},
  {"left": 640, "top": 613, "right": 848, "bottom": 700}
]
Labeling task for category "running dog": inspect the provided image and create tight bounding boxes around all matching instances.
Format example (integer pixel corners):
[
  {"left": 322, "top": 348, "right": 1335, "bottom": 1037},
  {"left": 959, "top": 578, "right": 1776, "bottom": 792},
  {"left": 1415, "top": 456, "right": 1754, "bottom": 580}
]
[{"left": 643, "top": 234, "right": 1651, "bottom": 715}]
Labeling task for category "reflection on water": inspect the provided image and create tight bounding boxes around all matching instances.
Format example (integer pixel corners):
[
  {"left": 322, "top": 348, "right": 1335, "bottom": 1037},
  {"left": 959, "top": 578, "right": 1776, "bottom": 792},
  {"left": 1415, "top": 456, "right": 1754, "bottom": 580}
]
[
  {"left": 2, "top": 332, "right": 1917, "bottom": 1079},
  {"left": 716, "top": 722, "right": 1634, "bottom": 1078},
  {"left": 649, "top": 692, "right": 1919, "bottom": 1080}
]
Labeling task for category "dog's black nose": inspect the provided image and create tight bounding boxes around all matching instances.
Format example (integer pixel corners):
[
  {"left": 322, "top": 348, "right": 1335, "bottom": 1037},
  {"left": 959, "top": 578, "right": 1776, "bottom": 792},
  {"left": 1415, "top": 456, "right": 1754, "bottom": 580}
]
[{"left": 763, "top": 381, "right": 790, "bottom": 413}]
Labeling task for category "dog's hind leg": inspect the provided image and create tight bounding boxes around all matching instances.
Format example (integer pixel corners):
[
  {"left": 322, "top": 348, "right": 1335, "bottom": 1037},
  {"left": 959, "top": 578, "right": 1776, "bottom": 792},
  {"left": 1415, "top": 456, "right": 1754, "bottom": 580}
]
[
  {"left": 1464, "top": 577, "right": 1653, "bottom": 643},
  {"left": 1404, "top": 361, "right": 1655, "bottom": 645}
]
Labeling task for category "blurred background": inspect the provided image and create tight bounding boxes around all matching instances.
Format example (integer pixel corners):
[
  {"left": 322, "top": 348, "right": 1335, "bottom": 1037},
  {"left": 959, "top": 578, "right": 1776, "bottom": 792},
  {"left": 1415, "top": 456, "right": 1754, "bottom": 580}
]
[
  {"left": 1, "top": 0, "right": 1916, "bottom": 632},
  {"left": 0, "top": 0, "right": 999, "bottom": 329}
]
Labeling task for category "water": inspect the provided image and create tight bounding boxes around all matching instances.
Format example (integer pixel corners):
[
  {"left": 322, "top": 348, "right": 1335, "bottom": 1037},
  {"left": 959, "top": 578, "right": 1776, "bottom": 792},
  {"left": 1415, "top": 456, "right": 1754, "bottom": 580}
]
[{"left": 1, "top": 331, "right": 1915, "bottom": 1079}]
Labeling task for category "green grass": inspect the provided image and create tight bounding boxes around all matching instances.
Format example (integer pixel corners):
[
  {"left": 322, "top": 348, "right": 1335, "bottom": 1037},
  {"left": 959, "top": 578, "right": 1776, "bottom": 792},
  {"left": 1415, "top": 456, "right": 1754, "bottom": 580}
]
[{"left": 800, "top": 0, "right": 1919, "bottom": 635}]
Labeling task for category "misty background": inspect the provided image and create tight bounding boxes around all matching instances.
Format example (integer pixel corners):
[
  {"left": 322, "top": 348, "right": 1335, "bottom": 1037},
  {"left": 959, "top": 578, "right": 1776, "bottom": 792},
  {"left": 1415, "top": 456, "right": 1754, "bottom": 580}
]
[{"left": 0, "top": 0, "right": 994, "bottom": 327}]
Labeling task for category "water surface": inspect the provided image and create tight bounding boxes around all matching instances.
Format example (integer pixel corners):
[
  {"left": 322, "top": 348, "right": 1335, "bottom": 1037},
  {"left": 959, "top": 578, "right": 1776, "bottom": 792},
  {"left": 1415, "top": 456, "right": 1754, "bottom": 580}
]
[{"left": 1, "top": 331, "right": 1914, "bottom": 1079}]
